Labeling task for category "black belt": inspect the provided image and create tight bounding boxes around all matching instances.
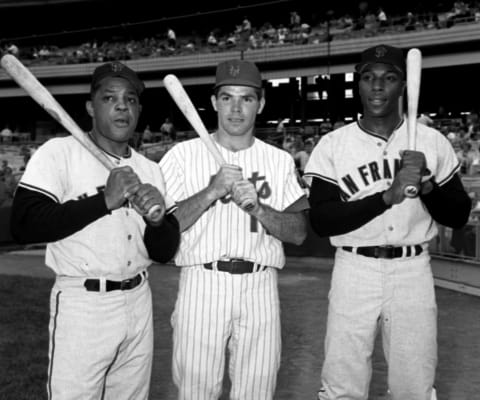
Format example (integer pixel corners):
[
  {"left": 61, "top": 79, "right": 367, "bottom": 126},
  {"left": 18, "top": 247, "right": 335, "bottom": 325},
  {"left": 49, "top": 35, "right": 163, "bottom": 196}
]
[
  {"left": 342, "top": 245, "right": 423, "bottom": 259},
  {"left": 84, "top": 271, "right": 146, "bottom": 292},
  {"left": 204, "top": 260, "right": 266, "bottom": 274}
]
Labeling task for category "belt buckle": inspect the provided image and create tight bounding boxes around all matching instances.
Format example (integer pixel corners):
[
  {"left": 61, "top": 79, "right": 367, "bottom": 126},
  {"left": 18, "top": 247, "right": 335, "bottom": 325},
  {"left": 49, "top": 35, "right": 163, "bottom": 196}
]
[{"left": 377, "top": 245, "right": 394, "bottom": 258}]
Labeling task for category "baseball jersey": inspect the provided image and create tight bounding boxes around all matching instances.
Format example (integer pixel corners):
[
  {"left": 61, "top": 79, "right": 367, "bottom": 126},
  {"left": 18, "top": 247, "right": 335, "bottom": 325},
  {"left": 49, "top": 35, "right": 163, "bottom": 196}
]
[
  {"left": 18, "top": 136, "right": 176, "bottom": 278},
  {"left": 159, "top": 136, "right": 306, "bottom": 268},
  {"left": 303, "top": 119, "right": 460, "bottom": 247}
]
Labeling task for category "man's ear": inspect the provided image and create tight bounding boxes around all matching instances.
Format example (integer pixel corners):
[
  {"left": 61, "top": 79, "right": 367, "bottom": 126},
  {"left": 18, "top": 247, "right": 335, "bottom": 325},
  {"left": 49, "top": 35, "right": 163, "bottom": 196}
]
[
  {"left": 86, "top": 100, "right": 94, "bottom": 117},
  {"left": 257, "top": 95, "right": 266, "bottom": 115},
  {"left": 210, "top": 94, "right": 218, "bottom": 112}
]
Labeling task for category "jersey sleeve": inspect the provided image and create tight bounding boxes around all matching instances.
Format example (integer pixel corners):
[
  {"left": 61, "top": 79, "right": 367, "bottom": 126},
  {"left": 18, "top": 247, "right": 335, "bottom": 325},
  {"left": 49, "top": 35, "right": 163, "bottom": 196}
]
[
  {"left": 435, "top": 132, "right": 461, "bottom": 186},
  {"left": 303, "top": 135, "right": 337, "bottom": 185},
  {"left": 281, "top": 153, "right": 308, "bottom": 211},
  {"left": 150, "top": 166, "right": 177, "bottom": 214},
  {"left": 159, "top": 144, "right": 185, "bottom": 202},
  {"left": 18, "top": 139, "right": 66, "bottom": 202}
]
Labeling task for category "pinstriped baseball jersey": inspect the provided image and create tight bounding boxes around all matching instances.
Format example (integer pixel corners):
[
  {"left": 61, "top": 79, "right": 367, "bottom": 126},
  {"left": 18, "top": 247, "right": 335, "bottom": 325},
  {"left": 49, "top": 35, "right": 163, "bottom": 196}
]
[
  {"left": 18, "top": 135, "right": 176, "bottom": 278},
  {"left": 159, "top": 135, "right": 305, "bottom": 268},
  {"left": 304, "top": 119, "right": 460, "bottom": 248}
]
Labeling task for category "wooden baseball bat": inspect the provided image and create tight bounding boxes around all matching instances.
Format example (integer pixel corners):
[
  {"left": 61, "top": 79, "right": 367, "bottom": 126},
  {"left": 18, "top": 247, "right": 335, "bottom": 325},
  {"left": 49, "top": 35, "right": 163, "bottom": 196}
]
[
  {"left": 404, "top": 48, "right": 422, "bottom": 198},
  {"left": 163, "top": 74, "right": 254, "bottom": 211},
  {"left": 1, "top": 54, "right": 161, "bottom": 218}
]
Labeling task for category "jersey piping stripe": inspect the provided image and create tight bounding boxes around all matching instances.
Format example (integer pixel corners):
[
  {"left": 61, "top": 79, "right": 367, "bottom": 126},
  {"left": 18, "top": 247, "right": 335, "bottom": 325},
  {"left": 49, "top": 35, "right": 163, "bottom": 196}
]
[
  {"left": 356, "top": 119, "right": 405, "bottom": 141},
  {"left": 87, "top": 132, "right": 132, "bottom": 160},
  {"left": 437, "top": 162, "right": 461, "bottom": 186},
  {"left": 19, "top": 182, "right": 59, "bottom": 203},
  {"left": 47, "top": 290, "right": 61, "bottom": 400},
  {"left": 166, "top": 204, "right": 178, "bottom": 215},
  {"left": 303, "top": 172, "right": 338, "bottom": 185}
]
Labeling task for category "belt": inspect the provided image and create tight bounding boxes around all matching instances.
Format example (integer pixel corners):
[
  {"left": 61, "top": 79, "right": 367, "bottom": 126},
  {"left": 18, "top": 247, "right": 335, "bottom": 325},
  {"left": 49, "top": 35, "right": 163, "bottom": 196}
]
[
  {"left": 204, "top": 260, "right": 266, "bottom": 274},
  {"left": 342, "top": 245, "right": 423, "bottom": 259},
  {"left": 83, "top": 271, "right": 146, "bottom": 292}
]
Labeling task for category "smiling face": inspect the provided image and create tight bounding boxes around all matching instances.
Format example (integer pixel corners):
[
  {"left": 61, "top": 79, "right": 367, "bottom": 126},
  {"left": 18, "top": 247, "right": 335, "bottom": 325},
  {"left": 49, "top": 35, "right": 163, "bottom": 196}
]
[
  {"left": 86, "top": 76, "right": 142, "bottom": 153},
  {"left": 358, "top": 63, "right": 405, "bottom": 121},
  {"left": 211, "top": 85, "right": 265, "bottom": 139}
]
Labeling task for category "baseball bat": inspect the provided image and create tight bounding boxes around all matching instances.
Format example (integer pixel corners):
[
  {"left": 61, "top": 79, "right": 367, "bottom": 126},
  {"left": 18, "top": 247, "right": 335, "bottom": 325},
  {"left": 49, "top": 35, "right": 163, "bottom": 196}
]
[
  {"left": 404, "top": 48, "right": 422, "bottom": 198},
  {"left": 1, "top": 54, "right": 161, "bottom": 218},
  {"left": 163, "top": 74, "right": 254, "bottom": 211}
]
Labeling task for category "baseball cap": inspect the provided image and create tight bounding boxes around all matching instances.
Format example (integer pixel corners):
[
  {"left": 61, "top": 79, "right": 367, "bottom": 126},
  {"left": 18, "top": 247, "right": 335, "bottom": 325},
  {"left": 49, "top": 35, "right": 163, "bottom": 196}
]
[
  {"left": 355, "top": 44, "right": 406, "bottom": 76},
  {"left": 214, "top": 59, "right": 262, "bottom": 90},
  {"left": 91, "top": 61, "right": 145, "bottom": 95}
]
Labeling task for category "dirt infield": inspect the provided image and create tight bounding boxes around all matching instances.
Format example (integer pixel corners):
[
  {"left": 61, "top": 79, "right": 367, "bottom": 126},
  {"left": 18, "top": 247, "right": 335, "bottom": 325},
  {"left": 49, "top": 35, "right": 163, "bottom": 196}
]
[{"left": 0, "top": 252, "right": 479, "bottom": 399}]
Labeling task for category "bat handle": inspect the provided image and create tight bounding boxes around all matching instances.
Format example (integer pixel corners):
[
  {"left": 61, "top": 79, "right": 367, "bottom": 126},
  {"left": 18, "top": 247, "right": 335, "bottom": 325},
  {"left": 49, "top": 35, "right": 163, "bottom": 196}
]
[{"left": 404, "top": 184, "right": 419, "bottom": 198}]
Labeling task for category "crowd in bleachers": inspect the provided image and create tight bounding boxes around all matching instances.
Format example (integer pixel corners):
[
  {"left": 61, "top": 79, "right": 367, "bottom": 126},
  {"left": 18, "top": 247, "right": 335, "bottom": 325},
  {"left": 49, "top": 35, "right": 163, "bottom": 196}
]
[{"left": 2, "top": 1, "right": 480, "bottom": 66}]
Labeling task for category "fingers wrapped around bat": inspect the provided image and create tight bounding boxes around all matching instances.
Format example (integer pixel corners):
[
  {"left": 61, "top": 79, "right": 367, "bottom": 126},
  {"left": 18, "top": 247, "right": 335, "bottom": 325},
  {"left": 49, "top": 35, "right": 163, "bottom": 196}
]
[
  {"left": 400, "top": 150, "right": 427, "bottom": 176},
  {"left": 127, "top": 183, "right": 166, "bottom": 223},
  {"left": 231, "top": 180, "right": 259, "bottom": 213}
]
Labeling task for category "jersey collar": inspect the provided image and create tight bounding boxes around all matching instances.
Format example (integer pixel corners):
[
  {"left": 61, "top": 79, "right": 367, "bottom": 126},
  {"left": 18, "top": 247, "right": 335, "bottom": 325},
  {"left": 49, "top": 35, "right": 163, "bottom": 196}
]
[
  {"left": 357, "top": 118, "right": 405, "bottom": 142},
  {"left": 87, "top": 132, "right": 132, "bottom": 160}
]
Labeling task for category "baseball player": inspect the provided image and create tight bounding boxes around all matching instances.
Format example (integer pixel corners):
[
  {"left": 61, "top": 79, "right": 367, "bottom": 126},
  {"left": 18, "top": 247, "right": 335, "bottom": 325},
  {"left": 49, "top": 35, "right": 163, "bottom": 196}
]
[
  {"left": 304, "top": 44, "right": 471, "bottom": 400},
  {"left": 10, "top": 61, "right": 180, "bottom": 399},
  {"left": 159, "top": 59, "right": 309, "bottom": 400}
]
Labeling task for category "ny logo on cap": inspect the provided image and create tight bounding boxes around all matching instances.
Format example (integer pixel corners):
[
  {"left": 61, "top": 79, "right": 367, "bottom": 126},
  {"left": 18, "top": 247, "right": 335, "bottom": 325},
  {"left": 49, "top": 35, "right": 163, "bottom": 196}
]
[
  {"left": 229, "top": 65, "right": 241, "bottom": 77},
  {"left": 375, "top": 46, "right": 387, "bottom": 58},
  {"left": 111, "top": 62, "right": 124, "bottom": 72}
]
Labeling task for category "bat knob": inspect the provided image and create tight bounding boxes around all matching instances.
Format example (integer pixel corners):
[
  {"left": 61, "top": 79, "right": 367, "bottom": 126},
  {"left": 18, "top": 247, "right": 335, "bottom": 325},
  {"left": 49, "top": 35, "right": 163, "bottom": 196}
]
[{"left": 404, "top": 184, "right": 419, "bottom": 198}]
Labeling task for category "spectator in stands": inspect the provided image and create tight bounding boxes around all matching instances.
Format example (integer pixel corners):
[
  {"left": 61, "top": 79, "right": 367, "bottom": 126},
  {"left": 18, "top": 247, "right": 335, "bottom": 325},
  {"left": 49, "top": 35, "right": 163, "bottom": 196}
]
[
  {"left": 418, "top": 113, "right": 434, "bottom": 127},
  {"left": 142, "top": 125, "right": 153, "bottom": 143},
  {"left": 6, "top": 42, "right": 19, "bottom": 57},
  {"left": 207, "top": 31, "right": 218, "bottom": 48},
  {"left": 405, "top": 12, "right": 417, "bottom": 31},
  {"left": 290, "top": 11, "right": 301, "bottom": 30},
  {"left": 167, "top": 28, "right": 177, "bottom": 50},
  {"left": 276, "top": 118, "right": 286, "bottom": 136},
  {"left": 0, "top": 160, "right": 12, "bottom": 179},
  {"left": 0, "top": 126, "right": 12, "bottom": 143},
  {"left": 456, "top": 141, "right": 478, "bottom": 175},
  {"left": 377, "top": 7, "right": 388, "bottom": 28},
  {"left": 160, "top": 117, "right": 176, "bottom": 141}
]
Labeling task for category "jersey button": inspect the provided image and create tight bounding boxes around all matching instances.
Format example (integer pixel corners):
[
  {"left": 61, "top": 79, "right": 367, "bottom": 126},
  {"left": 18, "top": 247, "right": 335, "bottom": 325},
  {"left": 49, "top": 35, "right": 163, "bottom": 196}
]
[
  {"left": 383, "top": 151, "right": 388, "bottom": 156},
  {"left": 127, "top": 234, "right": 132, "bottom": 240},
  {"left": 388, "top": 226, "right": 394, "bottom": 231},
  {"left": 127, "top": 261, "right": 132, "bottom": 266},
  {"left": 377, "top": 143, "right": 382, "bottom": 147}
]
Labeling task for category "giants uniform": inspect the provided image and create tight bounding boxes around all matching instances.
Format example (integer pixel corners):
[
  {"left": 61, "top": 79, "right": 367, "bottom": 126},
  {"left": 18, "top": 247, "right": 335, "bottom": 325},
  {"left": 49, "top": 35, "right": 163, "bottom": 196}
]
[
  {"left": 160, "top": 136, "right": 306, "bottom": 399},
  {"left": 304, "top": 119, "right": 466, "bottom": 400},
  {"left": 17, "top": 136, "right": 176, "bottom": 399}
]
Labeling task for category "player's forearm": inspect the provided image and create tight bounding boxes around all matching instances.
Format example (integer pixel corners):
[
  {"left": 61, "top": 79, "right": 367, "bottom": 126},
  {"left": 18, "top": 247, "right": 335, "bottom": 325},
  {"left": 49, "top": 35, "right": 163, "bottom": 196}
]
[
  {"left": 308, "top": 177, "right": 390, "bottom": 237},
  {"left": 10, "top": 187, "right": 109, "bottom": 244},
  {"left": 251, "top": 204, "right": 307, "bottom": 245},
  {"left": 420, "top": 175, "right": 471, "bottom": 228},
  {"left": 144, "top": 213, "right": 180, "bottom": 263},
  {"left": 174, "top": 186, "right": 218, "bottom": 232}
]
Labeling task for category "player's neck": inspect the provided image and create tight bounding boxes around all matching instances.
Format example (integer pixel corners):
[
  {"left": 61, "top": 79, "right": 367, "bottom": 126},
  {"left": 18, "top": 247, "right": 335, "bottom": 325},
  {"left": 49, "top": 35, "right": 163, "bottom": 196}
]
[
  {"left": 214, "top": 130, "right": 254, "bottom": 152},
  {"left": 90, "top": 130, "right": 130, "bottom": 157},
  {"left": 359, "top": 115, "right": 403, "bottom": 139}
]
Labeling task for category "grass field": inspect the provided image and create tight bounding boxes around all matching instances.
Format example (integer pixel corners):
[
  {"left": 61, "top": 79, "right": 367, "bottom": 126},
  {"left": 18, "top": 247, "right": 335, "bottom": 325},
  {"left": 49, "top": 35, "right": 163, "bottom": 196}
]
[{"left": 1, "top": 263, "right": 480, "bottom": 399}]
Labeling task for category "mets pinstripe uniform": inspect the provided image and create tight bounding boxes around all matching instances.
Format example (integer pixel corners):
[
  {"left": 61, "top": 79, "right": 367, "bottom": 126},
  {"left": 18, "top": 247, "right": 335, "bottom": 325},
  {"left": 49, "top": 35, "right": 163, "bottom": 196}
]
[
  {"left": 304, "top": 44, "right": 471, "bottom": 400},
  {"left": 159, "top": 59, "right": 308, "bottom": 400},
  {"left": 10, "top": 62, "right": 180, "bottom": 400}
]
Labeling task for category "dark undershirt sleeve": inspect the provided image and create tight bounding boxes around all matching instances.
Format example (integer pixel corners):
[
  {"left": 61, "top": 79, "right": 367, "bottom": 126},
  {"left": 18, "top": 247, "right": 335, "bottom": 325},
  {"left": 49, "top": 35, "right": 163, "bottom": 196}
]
[
  {"left": 10, "top": 186, "right": 110, "bottom": 244},
  {"left": 420, "top": 174, "right": 471, "bottom": 229},
  {"left": 143, "top": 213, "right": 180, "bottom": 263},
  {"left": 308, "top": 177, "right": 391, "bottom": 237}
]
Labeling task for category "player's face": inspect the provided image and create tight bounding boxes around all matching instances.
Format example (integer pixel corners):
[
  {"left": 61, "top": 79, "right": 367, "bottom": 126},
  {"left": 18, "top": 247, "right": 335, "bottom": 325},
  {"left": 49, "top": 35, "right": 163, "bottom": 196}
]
[
  {"left": 211, "top": 85, "right": 265, "bottom": 137},
  {"left": 358, "top": 63, "right": 405, "bottom": 119},
  {"left": 86, "top": 77, "right": 142, "bottom": 145}
]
